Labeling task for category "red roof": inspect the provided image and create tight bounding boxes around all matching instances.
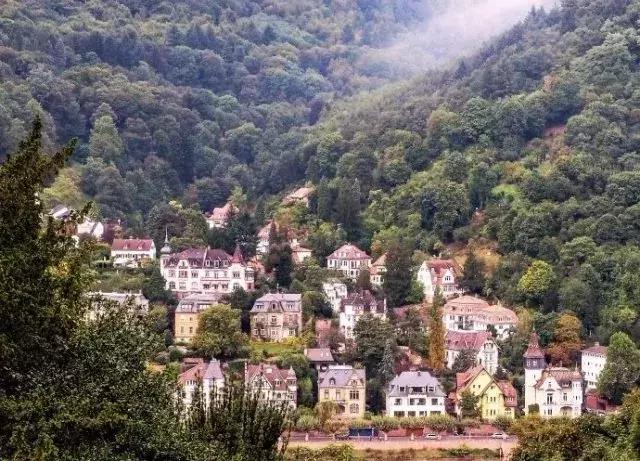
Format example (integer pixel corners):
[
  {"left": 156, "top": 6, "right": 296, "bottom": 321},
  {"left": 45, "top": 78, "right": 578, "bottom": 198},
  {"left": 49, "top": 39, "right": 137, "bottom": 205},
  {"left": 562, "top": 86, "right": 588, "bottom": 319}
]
[
  {"left": 523, "top": 332, "right": 545, "bottom": 359},
  {"left": 328, "top": 244, "right": 371, "bottom": 261},
  {"left": 111, "top": 238, "right": 154, "bottom": 252},
  {"left": 582, "top": 343, "right": 607, "bottom": 356},
  {"left": 497, "top": 381, "right": 518, "bottom": 407},
  {"left": 534, "top": 367, "right": 583, "bottom": 389},
  {"left": 245, "top": 363, "right": 296, "bottom": 391},
  {"left": 427, "top": 259, "right": 460, "bottom": 275},
  {"left": 445, "top": 330, "right": 493, "bottom": 352}
]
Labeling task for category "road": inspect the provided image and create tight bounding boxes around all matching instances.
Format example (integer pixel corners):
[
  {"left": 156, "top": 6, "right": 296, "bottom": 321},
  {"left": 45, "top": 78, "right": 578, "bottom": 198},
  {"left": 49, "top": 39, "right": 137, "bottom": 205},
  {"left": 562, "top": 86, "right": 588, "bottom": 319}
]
[{"left": 287, "top": 435, "right": 517, "bottom": 457}]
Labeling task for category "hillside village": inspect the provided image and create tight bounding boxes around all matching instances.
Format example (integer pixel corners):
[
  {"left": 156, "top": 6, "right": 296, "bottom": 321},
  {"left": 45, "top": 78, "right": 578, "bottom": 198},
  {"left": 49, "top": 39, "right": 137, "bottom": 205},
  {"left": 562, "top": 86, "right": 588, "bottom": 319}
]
[{"left": 55, "top": 187, "right": 620, "bottom": 432}]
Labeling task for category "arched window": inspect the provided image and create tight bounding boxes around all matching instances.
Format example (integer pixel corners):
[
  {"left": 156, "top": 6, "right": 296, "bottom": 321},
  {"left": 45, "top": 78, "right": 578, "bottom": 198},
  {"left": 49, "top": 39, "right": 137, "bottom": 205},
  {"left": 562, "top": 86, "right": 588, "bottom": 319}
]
[
  {"left": 349, "top": 403, "right": 359, "bottom": 414},
  {"left": 329, "top": 378, "right": 336, "bottom": 386}
]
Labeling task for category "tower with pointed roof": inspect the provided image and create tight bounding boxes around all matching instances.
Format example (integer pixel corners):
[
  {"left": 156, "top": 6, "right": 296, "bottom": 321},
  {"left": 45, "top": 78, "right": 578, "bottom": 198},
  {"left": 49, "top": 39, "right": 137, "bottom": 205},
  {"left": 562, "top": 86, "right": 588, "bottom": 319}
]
[{"left": 524, "top": 331, "right": 546, "bottom": 413}]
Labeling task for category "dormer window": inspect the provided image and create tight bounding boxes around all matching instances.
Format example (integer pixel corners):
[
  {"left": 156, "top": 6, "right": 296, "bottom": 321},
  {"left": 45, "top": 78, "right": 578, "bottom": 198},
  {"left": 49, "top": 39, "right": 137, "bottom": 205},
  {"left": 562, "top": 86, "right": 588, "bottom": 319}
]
[
  {"left": 205, "top": 260, "right": 211, "bottom": 266},
  {"left": 329, "top": 378, "right": 336, "bottom": 385}
]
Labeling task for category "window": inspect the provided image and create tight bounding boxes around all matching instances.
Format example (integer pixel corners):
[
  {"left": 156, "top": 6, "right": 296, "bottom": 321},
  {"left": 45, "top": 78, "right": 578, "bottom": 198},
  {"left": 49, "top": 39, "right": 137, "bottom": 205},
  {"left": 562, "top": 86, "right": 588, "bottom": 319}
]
[
  {"left": 179, "top": 270, "right": 188, "bottom": 278},
  {"left": 232, "top": 271, "right": 240, "bottom": 278},
  {"left": 191, "top": 271, "right": 198, "bottom": 278},
  {"left": 349, "top": 390, "right": 359, "bottom": 400},
  {"left": 179, "top": 282, "right": 186, "bottom": 290},
  {"left": 431, "top": 398, "right": 439, "bottom": 406},
  {"left": 169, "top": 282, "right": 176, "bottom": 289},
  {"left": 349, "top": 404, "right": 359, "bottom": 414},
  {"left": 394, "top": 398, "right": 401, "bottom": 406},
  {"left": 546, "top": 393, "right": 553, "bottom": 404},
  {"left": 324, "top": 390, "right": 329, "bottom": 399},
  {"left": 189, "top": 327, "right": 193, "bottom": 334},
  {"left": 329, "top": 378, "right": 336, "bottom": 386},
  {"left": 168, "top": 270, "right": 175, "bottom": 277}
]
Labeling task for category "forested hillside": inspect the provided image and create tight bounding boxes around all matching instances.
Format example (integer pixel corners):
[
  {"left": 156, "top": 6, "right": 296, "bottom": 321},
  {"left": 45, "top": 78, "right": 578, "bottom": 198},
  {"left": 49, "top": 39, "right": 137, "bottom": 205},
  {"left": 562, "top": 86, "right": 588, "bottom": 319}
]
[
  {"left": 303, "top": 0, "right": 640, "bottom": 346},
  {"left": 6, "top": 0, "right": 640, "bottom": 346},
  {"left": 0, "top": 0, "right": 432, "bottom": 219}
]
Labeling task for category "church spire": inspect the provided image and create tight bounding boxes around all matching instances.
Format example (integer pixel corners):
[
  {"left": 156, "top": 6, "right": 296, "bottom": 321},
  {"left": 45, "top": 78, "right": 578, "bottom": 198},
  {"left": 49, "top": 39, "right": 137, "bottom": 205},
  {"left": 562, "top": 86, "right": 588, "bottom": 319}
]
[{"left": 160, "top": 227, "right": 172, "bottom": 255}]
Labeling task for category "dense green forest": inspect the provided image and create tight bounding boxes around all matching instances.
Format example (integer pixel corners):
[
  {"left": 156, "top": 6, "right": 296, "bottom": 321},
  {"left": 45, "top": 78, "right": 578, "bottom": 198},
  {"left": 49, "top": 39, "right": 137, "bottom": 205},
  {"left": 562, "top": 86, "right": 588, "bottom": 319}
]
[
  {"left": 0, "top": 0, "right": 435, "bottom": 221},
  {"left": 6, "top": 0, "right": 640, "bottom": 347}
]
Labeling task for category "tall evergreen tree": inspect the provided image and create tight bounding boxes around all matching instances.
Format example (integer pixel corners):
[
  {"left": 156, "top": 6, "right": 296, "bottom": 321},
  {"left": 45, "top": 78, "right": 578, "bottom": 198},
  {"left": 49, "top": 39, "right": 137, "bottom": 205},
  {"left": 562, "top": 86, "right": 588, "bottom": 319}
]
[
  {"left": 335, "top": 178, "right": 361, "bottom": 237},
  {"left": 460, "top": 252, "right": 486, "bottom": 295},
  {"left": 597, "top": 332, "right": 640, "bottom": 404},
  {"left": 316, "top": 177, "right": 332, "bottom": 220},
  {"left": 380, "top": 339, "right": 397, "bottom": 385},
  {"left": 383, "top": 242, "right": 413, "bottom": 308},
  {"left": 427, "top": 288, "right": 446, "bottom": 372}
]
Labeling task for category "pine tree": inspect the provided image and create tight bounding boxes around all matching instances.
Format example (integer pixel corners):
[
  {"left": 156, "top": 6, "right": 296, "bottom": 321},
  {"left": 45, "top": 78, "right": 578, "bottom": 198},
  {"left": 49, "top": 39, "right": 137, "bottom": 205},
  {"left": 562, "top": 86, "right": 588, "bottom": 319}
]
[
  {"left": 89, "top": 113, "right": 123, "bottom": 163},
  {"left": 383, "top": 242, "right": 413, "bottom": 308},
  {"left": 460, "top": 252, "right": 486, "bottom": 295},
  {"left": 380, "top": 339, "right": 397, "bottom": 385},
  {"left": 427, "top": 288, "right": 446, "bottom": 372},
  {"left": 335, "top": 178, "right": 361, "bottom": 237},
  {"left": 316, "top": 177, "right": 332, "bottom": 220}
]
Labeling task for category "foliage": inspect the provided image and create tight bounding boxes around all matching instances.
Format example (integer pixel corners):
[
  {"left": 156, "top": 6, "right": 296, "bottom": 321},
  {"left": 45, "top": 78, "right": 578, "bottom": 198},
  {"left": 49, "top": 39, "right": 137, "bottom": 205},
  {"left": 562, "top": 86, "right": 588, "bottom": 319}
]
[
  {"left": 354, "top": 314, "right": 395, "bottom": 380},
  {"left": 597, "top": 332, "right": 640, "bottom": 404},
  {"left": 427, "top": 289, "right": 446, "bottom": 372},
  {"left": 192, "top": 304, "right": 249, "bottom": 359},
  {"left": 459, "top": 252, "right": 486, "bottom": 295},
  {"left": 382, "top": 241, "right": 413, "bottom": 308},
  {"left": 459, "top": 391, "right": 481, "bottom": 419},
  {"left": 451, "top": 349, "right": 478, "bottom": 374}
]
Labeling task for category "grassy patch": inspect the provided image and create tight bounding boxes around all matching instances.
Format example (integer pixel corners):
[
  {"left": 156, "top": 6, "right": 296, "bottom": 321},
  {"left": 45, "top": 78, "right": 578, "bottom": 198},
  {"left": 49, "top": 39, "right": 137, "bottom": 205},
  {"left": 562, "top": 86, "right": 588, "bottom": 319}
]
[
  {"left": 250, "top": 341, "right": 302, "bottom": 358},
  {"left": 286, "top": 444, "right": 501, "bottom": 461}
]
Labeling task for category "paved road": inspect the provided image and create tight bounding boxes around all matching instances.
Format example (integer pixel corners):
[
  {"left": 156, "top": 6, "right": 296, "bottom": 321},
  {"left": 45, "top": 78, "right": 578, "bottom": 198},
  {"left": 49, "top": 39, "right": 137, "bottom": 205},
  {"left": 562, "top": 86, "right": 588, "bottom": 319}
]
[{"left": 288, "top": 436, "right": 517, "bottom": 456}]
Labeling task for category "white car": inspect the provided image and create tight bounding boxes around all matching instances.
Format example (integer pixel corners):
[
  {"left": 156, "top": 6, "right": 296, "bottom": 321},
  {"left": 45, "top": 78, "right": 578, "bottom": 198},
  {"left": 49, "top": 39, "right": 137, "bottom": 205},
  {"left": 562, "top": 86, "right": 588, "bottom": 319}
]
[
  {"left": 424, "top": 433, "right": 441, "bottom": 440},
  {"left": 491, "top": 432, "right": 508, "bottom": 440}
]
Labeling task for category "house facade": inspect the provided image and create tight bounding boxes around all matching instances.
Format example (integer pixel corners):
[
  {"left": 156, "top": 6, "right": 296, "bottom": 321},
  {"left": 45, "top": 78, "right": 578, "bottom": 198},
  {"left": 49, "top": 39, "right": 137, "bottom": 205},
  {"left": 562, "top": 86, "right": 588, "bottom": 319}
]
[
  {"left": 161, "top": 245, "right": 254, "bottom": 297},
  {"left": 111, "top": 238, "right": 156, "bottom": 267},
  {"left": 283, "top": 186, "right": 314, "bottom": 207},
  {"left": 444, "top": 330, "right": 499, "bottom": 375},
  {"left": 174, "top": 293, "right": 223, "bottom": 343},
  {"left": 581, "top": 343, "right": 607, "bottom": 390},
  {"left": 178, "top": 358, "right": 225, "bottom": 407},
  {"left": 250, "top": 293, "right": 303, "bottom": 342},
  {"left": 245, "top": 363, "right": 297, "bottom": 409},
  {"left": 339, "top": 290, "right": 386, "bottom": 340},
  {"left": 370, "top": 253, "right": 387, "bottom": 287},
  {"left": 322, "top": 280, "right": 348, "bottom": 313},
  {"left": 86, "top": 291, "right": 149, "bottom": 320},
  {"left": 327, "top": 244, "right": 372, "bottom": 280},
  {"left": 524, "top": 332, "right": 583, "bottom": 418},
  {"left": 416, "top": 259, "right": 462, "bottom": 303},
  {"left": 206, "top": 202, "right": 237, "bottom": 229},
  {"left": 385, "top": 371, "right": 446, "bottom": 417},
  {"left": 443, "top": 296, "right": 517, "bottom": 340},
  {"left": 318, "top": 365, "right": 366, "bottom": 418},
  {"left": 304, "top": 347, "right": 336, "bottom": 372},
  {"left": 452, "top": 366, "right": 517, "bottom": 420}
]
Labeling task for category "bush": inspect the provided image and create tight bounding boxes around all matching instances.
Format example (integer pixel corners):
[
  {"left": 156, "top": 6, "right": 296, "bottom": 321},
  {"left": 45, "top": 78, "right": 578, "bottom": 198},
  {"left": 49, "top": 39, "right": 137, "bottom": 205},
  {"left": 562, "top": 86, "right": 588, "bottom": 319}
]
[
  {"left": 168, "top": 346, "right": 184, "bottom": 362},
  {"left": 493, "top": 415, "right": 514, "bottom": 432},
  {"left": 154, "top": 351, "right": 169, "bottom": 365}
]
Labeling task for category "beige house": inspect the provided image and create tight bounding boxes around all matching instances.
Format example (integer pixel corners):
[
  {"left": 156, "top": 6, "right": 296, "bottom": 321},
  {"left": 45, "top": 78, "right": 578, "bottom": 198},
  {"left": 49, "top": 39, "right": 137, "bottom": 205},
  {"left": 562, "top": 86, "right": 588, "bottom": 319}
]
[
  {"left": 370, "top": 253, "right": 387, "bottom": 287},
  {"left": 174, "top": 293, "right": 223, "bottom": 343},
  {"left": 318, "top": 365, "right": 366, "bottom": 418},
  {"left": 327, "top": 244, "right": 371, "bottom": 280},
  {"left": 250, "top": 293, "right": 302, "bottom": 342}
]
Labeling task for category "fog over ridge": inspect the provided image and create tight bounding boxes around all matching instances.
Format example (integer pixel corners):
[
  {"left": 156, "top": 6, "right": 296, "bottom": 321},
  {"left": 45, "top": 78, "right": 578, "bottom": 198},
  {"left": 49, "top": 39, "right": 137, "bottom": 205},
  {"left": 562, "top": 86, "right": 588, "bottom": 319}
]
[{"left": 361, "top": 0, "right": 559, "bottom": 75}]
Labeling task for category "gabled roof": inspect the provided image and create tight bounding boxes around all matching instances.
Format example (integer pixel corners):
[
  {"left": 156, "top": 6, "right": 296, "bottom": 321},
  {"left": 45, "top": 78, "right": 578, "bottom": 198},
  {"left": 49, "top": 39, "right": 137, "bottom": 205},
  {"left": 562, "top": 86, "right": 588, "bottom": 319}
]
[
  {"left": 445, "top": 330, "right": 494, "bottom": 352},
  {"left": 162, "top": 247, "right": 249, "bottom": 269},
  {"left": 455, "top": 365, "right": 486, "bottom": 390},
  {"left": 304, "top": 348, "right": 335, "bottom": 363},
  {"left": 497, "top": 381, "right": 518, "bottom": 406},
  {"left": 372, "top": 253, "right": 387, "bottom": 267},
  {"left": 318, "top": 365, "right": 365, "bottom": 388},
  {"left": 340, "top": 290, "right": 385, "bottom": 314},
  {"left": 176, "top": 293, "right": 223, "bottom": 313},
  {"left": 328, "top": 244, "right": 371, "bottom": 261},
  {"left": 387, "top": 371, "right": 445, "bottom": 397},
  {"left": 534, "top": 367, "right": 583, "bottom": 389},
  {"left": 250, "top": 293, "right": 302, "bottom": 313},
  {"left": 210, "top": 202, "right": 236, "bottom": 221},
  {"left": 245, "top": 363, "right": 296, "bottom": 391},
  {"left": 582, "top": 343, "right": 607, "bottom": 356},
  {"left": 178, "top": 359, "right": 224, "bottom": 385},
  {"left": 111, "top": 238, "right": 154, "bottom": 252}
]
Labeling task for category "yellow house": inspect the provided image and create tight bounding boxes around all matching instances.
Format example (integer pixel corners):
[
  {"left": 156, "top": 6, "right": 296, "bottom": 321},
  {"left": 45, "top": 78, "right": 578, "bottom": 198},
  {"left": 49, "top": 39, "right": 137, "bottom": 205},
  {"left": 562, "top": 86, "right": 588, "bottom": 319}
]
[
  {"left": 318, "top": 365, "right": 366, "bottom": 418},
  {"left": 174, "top": 294, "right": 222, "bottom": 343},
  {"left": 453, "top": 366, "right": 516, "bottom": 420}
]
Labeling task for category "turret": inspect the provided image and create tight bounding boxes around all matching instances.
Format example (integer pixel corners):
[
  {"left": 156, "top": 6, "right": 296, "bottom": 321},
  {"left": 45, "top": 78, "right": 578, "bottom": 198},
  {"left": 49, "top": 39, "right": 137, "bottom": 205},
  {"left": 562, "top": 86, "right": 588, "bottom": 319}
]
[
  {"left": 160, "top": 227, "right": 172, "bottom": 255},
  {"left": 523, "top": 331, "right": 546, "bottom": 414}
]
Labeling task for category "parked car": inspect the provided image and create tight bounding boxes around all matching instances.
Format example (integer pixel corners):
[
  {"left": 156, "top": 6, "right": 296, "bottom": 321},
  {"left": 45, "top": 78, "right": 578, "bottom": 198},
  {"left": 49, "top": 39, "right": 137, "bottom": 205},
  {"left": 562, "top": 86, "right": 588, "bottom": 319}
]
[
  {"left": 424, "top": 433, "right": 441, "bottom": 440},
  {"left": 491, "top": 432, "right": 508, "bottom": 440},
  {"left": 335, "top": 432, "right": 350, "bottom": 441}
]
